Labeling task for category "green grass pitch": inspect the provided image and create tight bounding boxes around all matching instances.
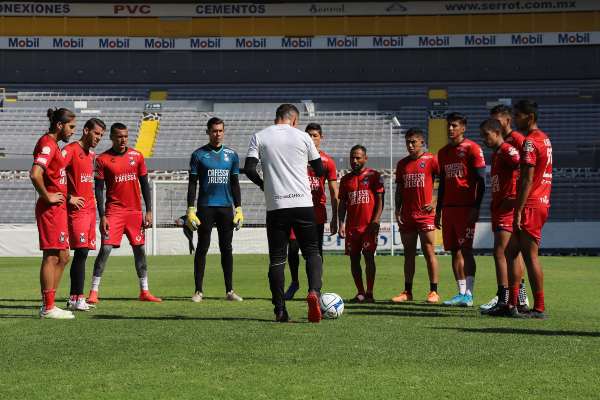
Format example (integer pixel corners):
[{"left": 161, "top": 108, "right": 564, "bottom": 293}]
[{"left": 1, "top": 255, "right": 599, "bottom": 399}]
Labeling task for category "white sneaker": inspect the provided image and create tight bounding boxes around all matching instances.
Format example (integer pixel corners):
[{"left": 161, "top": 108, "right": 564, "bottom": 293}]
[
  {"left": 479, "top": 296, "right": 498, "bottom": 311},
  {"left": 67, "top": 298, "right": 94, "bottom": 311},
  {"left": 191, "top": 291, "right": 203, "bottom": 302},
  {"left": 225, "top": 290, "right": 243, "bottom": 302},
  {"left": 40, "top": 306, "right": 75, "bottom": 319}
]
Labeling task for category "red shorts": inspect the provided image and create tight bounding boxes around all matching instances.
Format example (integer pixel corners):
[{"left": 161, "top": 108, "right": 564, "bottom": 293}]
[
  {"left": 35, "top": 200, "right": 69, "bottom": 250},
  {"left": 442, "top": 207, "right": 475, "bottom": 251},
  {"left": 345, "top": 228, "right": 378, "bottom": 256},
  {"left": 491, "top": 209, "right": 514, "bottom": 233},
  {"left": 520, "top": 207, "right": 548, "bottom": 245},
  {"left": 398, "top": 213, "right": 436, "bottom": 233},
  {"left": 102, "top": 212, "right": 145, "bottom": 247},
  {"left": 68, "top": 208, "right": 97, "bottom": 249}
]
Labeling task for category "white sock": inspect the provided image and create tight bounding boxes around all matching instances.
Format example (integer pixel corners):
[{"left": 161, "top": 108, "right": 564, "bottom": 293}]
[
  {"left": 457, "top": 279, "right": 466, "bottom": 295},
  {"left": 139, "top": 277, "right": 149, "bottom": 291},
  {"left": 466, "top": 276, "right": 475, "bottom": 296},
  {"left": 91, "top": 276, "right": 101, "bottom": 291}
]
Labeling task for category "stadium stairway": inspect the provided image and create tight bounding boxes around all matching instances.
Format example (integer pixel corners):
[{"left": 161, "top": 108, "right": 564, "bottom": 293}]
[{"left": 135, "top": 119, "right": 159, "bottom": 157}]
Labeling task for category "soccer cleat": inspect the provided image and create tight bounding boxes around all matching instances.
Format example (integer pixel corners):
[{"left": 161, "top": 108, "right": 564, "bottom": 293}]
[
  {"left": 517, "top": 304, "right": 530, "bottom": 314},
  {"left": 364, "top": 293, "right": 375, "bottom": 303},
  {"left": 306, "top": 292, "right": 321, "bottom": 323},
  {"left": 459, "top": 294, "right": 474, "bottom": 307},
  {"left": 191, "top": 291, "right": 203, "bottom": 302},
  {"left": 479, "top": 296, "right": 498, "bottom": 312},
  {"left": 39, "top": 306, "right": 75, "bottom": 320},
  {"left": 348, "top": 293, "right": 366, "bottom": 304},
  {"left": 225, "top": 290, "right": 243, "bottom": 302},
  {"left": 426, "top": 291, "right": 440, "bottom": 304},
  {"left": 443, "top": 294, "right": 464, "bottom": 306},
  {"left": 87, "top": 290, "right": 99, "bottom": 304},
  {"left": 283, "top": 281, "right": 300, "bottom": 300},
  {"left": 275, "top": 309, "right": 289, "bottom": 323},
  {"left": 484, "top": 303, "right": 510, "bottom": 317},
  {"left": 67, "top": 297, "right": 94, "bottom": 311},
  {"left": 527, "top": 309, "right": 547, "bottom": 319},
  {"left": 507, "top": 306, "right": 529, "bottom": 319},
  {"left": 139, "top": 290, "right": 162, "bottom": 302},
  {"left": 391, "top": 291, "right": 413, "bottom": 303}
]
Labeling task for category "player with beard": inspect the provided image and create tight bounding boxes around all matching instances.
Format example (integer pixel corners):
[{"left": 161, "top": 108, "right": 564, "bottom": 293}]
[
  {"left": 63, "top": 118, "right": 105, "bottom": 311},
  {"left": 338, "top": 145, "right": 384, "bottom": 303},
  {"left": 30, "top": 108, "right": 77, "bottom": 319},
  {"left": 88, "top": 123, "right": 161, "bottom": 304}
]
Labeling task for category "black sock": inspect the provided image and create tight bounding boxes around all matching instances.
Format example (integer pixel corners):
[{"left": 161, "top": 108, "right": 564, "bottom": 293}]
[
  {"left": 193, "top": 248, "right": 207, "bottom": 293},
  {"left": 404, "top": 281, "right": 413, "bottom": 293},
  {"left": 497, "top": 285, "right": 504, "bottom": 297},
  {"left": 220, "top": 250, "right": 233, "bottom": 293},
  {"left": 306, "top": 254, "right": 322, "bottom": 293},
  {"left": 70, "top": 248, "right": 89, "bottom": 296},
  {"left": 500, "top": 287, "right": 509, "bottom": 304},
  {"left": 430, "top": 282, "right": 438, "bottom": 293}
]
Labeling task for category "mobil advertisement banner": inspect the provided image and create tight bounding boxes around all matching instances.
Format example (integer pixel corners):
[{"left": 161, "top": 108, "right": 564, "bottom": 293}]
[{"left": 1, "top": 32, "right": 598, "bottom": 51}]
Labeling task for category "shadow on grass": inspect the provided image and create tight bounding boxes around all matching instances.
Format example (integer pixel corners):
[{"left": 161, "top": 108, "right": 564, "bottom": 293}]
[
  {"left": 0, "top": 314, "right": 35, "bottom": 318},
  {"left": 0, "top": 298, "right": 39, "bottom": 302},
  {"left": 91, "top": 314, "right": 277, "bottom": 323},
  {"left": 349, "top": 309, "right": 476, "bottom": 318},
  {"left": 0, "top": 304, "right": 39, "bottom": 310},
  {"left": 431, "top": 326, "right": 600, "bottom": 337}
]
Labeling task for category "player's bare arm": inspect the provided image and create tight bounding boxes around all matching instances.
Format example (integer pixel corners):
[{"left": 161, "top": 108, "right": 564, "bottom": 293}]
[
  {"left": 469, "top": 167, "right": 486, "bottom": 225},
  {"left": 513, "top": 164, "right": 535, "bottom": 231},
  {"left": 367, "top": 192, "right": 383, "bottom": 235},
  {"left": 394, "top": 183, "right": 403, "bottom": 225},
  {"left": 434, "top": 172, "right": 445, "bottom": 229},
  {"left": 328, "top": 179, "right": 339, "bottom": 235},
  {"left": 30, "top": 165, "right": 64, "bottom": 205},
  {"left": 338, "top": 197, "right": 347, "bottom": 238}
]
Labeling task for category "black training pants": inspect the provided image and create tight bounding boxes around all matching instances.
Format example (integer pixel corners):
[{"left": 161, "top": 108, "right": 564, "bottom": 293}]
[{"left": 266, "top": 206, "right": 322, "bottom": 312}]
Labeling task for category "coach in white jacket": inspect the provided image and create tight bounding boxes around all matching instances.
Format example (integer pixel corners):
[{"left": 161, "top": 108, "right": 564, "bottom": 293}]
[{"left": 244, "top": 104, "right": 324, "bottom": 323}]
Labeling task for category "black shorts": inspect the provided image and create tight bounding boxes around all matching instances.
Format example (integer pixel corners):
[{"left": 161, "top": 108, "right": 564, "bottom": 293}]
[
  {"left": 266, "top": 207, "right": 320, "bottom": 264},
  {"left": 197, "top": 206, "right": 234, "bottom": 234}
]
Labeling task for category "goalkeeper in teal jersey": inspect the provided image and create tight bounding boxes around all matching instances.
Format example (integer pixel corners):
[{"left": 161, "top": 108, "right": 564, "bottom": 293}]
[{"left": 186, "top": 117, "right": 244, "bottom": 302}]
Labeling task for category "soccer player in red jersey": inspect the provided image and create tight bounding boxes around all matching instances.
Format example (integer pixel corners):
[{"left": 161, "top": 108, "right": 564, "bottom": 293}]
[
  {"left": 480, "top": 105, "right": 530, "bottom": 312},
  {"left": 63, "top": 118, "right": 105, "bottom": 311},
  {"left": 89, "top": 123, "right": 161, "bottom": 303},
  {"left": 338, "top": 145, "right": 384, "bottom": 303},
  {"left": 30, "top": 108, "right": 77, "bottom": 319},
  {"left": 505, "top": 100, "right": 552, "bottom": 319},
  {"left": 392, "top": 128, "right": 441, "bottom": 304},
  {"left": 284, "top": 123, "right": 338, "bottom": 300},
  {"left": 478, "top": 119, "right": 521, "bottom": 315},
  {"left": 435, "top": 113, "right": 486, "bottom": 307},
  {"left": 490, "top": 104, "right": 526, "bottom": 152}
]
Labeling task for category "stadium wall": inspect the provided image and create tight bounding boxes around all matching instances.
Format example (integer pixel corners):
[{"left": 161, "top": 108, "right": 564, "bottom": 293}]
[
  {"left": 1, "top": 222, "right": 599, "bottom": 256},
  {"left": 1, "top": 13, "right": 598, "bottom": 36},
  {"left": 1, "top": 46, "right": 599, "bottom": 83}
]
